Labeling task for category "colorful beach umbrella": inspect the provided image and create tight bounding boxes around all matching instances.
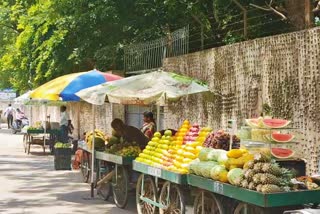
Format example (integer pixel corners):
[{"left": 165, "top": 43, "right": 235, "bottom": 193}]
[
  {"left": 30, "top": 69, "right": 122, "bottom": 101},
  {"left": 14, "top": 91, "right": 33, "bottom": 105}
]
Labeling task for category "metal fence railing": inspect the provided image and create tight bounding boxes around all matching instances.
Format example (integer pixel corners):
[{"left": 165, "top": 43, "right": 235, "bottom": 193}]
[{"left": 124, "top": 26, "right": 189, "bottom": 74}]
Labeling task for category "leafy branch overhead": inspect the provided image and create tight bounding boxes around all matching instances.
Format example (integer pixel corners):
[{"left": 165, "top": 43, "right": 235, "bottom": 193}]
[
  {"left": 250, "top": 0, "right": 287, "bottom": 20},
  {"left": 0, "top": 0, "right": 302, "bottom": 91}
]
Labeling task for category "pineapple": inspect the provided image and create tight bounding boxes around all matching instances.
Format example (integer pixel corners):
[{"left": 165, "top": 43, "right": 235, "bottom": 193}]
[
  {"left": 253, "top": 163, "right": 264, "bottom": 173},
  {"left": 281, "top": 168, "right": 294, "bottom": 181},
  {"left": 254, "top": 153, "right": 271, "bottom": 163},
  {"left": 256, "top": 184, "right": 263, "bottom": 192},
  {"left": 260, "top": 173, "right": 281, "bottom": 185},
  {"left": 252, "top": 173, "right": 263, "bottom": 185},
  {"left": 243, "top": 160, "right": 255, "bottom": 170},
  {"left": 241, "top": 180, "right": 249, "bottom": 189},
  {"left": 261, "top": 163, "right": 282, "bottom": 176},
  {"left": 244, "top": 169, "right": 255, "bottom": 182},
  {"left": 234, "top": 176, "right": 244, "bottom": 187},
  {"left": 248, "top": 182, "right": 256, "bottom": 190},
  {"left": 261, "top": 184, "right": 282, "bottom": 193},
  {"left": 281, "top": 186, "right": 291, "bottom": 192}
]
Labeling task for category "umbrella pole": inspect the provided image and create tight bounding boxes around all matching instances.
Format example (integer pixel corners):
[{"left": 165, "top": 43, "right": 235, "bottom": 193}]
[
  {"left": 30, "top": 105, "right": 32, "bottom": 126},
  {"left": 77, "top": 102, "right": 81, "bottom": 140},
  {"left": 44, "top": 105, "right": 47, "bottom": 151},
  {"left": 90, "top": 104, "right": 96, "bottom": 198},
  {"left": 156, "top": 105, "right": 160, "bottom": 131}
]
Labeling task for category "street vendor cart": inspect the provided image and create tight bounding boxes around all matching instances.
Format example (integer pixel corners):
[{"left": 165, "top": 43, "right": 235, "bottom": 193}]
[
  {"left": 78, "top": 141, "right": 136, "bottom": 208},
  {"left": 133, "top": 160, "right": 188, "bottom": 214},
  {"left": 188, "top": 174, "right": 320, "bottom": 214},
  {"left": 23, "top": 128, "right": 61, "bottom": 154}
]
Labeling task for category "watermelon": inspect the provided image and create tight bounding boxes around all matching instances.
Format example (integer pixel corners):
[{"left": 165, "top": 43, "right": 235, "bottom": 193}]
[
  {"left": 263, "top": 119, "right": 290, "bottom": 128},
  {"left": 245, "top": 118, "right": 262, "bottom": 128},
  {"left": 271, "top": 133, "right": 294, "bottom": 143},
  {"left": 271, "top": 148, "right": 294, "bottom": 159}
]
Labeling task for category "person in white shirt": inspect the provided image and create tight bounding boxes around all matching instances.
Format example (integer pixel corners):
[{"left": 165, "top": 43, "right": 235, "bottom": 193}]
[
  {"left": 60, "top": 105, "right": 69, "bottom": 143},
  {"left": 4, "top": 104, "right": 15, "bottom": 129}
]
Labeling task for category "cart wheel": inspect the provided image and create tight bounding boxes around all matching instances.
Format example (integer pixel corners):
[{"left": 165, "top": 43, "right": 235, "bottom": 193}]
[
  {"left": 81, "top": 151, "right": 90, "bottom": 183},
  {"left": 159, "top": 181, "right": 185, "bottom": 214},
  {"left": 193, "top": 190, "right": 223, "bottom": 214},
  {"left": 112, "top": 164, "right": 129, "bottom": 209},
  {"left": 136, "top": 174, "right": 157, "bottom": 214},
  {"left": 96, "top": 162, "right": 112, "bottom": 201},
  {"left": 233, "top": 202, "right": 264, "bottom": 214}
]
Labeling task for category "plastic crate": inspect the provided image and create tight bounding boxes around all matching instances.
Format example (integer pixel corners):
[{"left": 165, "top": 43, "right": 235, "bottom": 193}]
[
  {"left": 277, "top": 159, "right": 306, "bottom": 177},
  {"left": 54, "top": 148, "right": 71, "bottom": 170}
]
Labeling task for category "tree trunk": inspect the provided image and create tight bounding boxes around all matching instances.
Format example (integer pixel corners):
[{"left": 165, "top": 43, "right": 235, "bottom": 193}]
[{"left": 284, "top": 0, "right": 313, "bottom": 30}]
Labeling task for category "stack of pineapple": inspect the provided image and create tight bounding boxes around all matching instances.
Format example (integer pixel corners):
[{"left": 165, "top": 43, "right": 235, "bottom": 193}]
[{"left": 235, "top": 154, "right": 292, "bottom": 193}]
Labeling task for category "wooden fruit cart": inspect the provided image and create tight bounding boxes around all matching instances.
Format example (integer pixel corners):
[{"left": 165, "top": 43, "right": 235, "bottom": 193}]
[
  {"left": 94, "top": 151, "right": 135, "bottom": 209},
  {"left": 23, "top": 129, "right": 61, "bottom": 154},
  {"left": 78, "top": 142, "right": 136, "bottom": 208},
  {"left": 187, "top": 174, "right": 320, "bottom": 214},
  {"left": 78, "top": 143, "right": 91, "bottom": 183},
  {"left": 133, "top": 160, "right": 188, "bottom": 214}
]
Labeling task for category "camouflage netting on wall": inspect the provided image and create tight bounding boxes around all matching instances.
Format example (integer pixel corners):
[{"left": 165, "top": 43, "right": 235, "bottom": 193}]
[
  {"left": 30, "top": 102, "right": 125, "bottom": 139},
  {"left": 163, "top": 27, "right": 320, "bottom": 174}
]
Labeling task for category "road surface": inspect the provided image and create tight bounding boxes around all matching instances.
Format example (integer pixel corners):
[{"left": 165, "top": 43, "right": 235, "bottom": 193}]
[{"left": 0, "top": 132, "right": 136, "bottom": 214}]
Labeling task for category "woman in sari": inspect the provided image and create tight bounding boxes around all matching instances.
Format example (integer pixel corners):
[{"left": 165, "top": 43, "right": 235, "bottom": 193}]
[{"left": 141, "top": 111, "right": 156, "bottom": 140}]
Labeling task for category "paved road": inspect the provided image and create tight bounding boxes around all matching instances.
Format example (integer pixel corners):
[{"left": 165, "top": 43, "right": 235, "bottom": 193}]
[{"left": 0, "top": 133, "right": 136, "bottom": 214}]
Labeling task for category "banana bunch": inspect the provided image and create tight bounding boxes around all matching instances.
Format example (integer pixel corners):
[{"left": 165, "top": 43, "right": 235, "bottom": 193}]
[
  {"left": 86, "top": 129, "right": 106, "bottom": 150},
  {"left": 116, "top": 146, "right": 141, "bottom": 157}
]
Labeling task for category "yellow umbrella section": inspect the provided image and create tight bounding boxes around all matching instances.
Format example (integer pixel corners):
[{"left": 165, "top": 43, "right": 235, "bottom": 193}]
[{"left": 30, "top": 72, "right": 85, "bottom": 101}]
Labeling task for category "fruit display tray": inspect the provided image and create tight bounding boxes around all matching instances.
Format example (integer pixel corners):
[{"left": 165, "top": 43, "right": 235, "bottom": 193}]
[
  {"left": 27, "top": 129, "right": 61, "bottom": 134},
  {"left": 95, "top": 151, "right": 134, "bottom": 165},
  {"left": 241, "top": 139, "right": 299, "bottom": 145},
  {"left": 187, "top": 174, "right": 320, "bottom": 208},
  {"left": 133, "top": 161, "right": 188, "bottom": 185}
]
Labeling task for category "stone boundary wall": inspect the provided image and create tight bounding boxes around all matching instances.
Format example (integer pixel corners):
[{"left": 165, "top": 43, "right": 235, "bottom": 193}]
[{"left": 163, "top": 27, "right": 320, "bottom": 174}]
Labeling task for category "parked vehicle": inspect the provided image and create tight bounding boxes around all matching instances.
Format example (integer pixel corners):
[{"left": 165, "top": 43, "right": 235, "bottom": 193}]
[{"left": 12, "top": 117, "right": 29, "bottom": 134}]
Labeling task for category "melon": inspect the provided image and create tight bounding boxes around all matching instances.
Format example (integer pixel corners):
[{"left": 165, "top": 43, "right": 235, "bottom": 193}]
[
  {"left": 271, "top": 133, "right": 294, "bottom": 143},
  {"left": 263, "top": 119, "right": 290, "bottom": 128},
  {"left": 227, "top": 168, "right": 243, "bottom": 185},
  {"left": 271, "top": 148, "right": 294, "bottom": 159},
  {"left": 245, "top": 118, "right": 260, "bottom": 128}
]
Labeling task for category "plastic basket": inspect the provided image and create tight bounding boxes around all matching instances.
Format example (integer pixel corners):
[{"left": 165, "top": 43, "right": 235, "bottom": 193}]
[{"left": 54, "top": 148, "right": 71, "bottom": 170}]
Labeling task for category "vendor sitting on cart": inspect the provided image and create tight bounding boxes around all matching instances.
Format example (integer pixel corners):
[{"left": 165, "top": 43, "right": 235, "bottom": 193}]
[
  {"left": 141, "top": 111, "right": 156, "bottom": 140},
  {"left": 111, "top": 118, "right": 149, "bottom": 149}
]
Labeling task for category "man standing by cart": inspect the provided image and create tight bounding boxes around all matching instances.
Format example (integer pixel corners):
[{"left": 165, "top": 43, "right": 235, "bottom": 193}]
[{"left": 60, "top": 105, "right": 69, "bottom": 143}]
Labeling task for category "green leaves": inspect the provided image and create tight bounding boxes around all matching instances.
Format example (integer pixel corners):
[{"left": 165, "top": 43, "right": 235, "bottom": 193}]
[{"left": 0, "top": 0, "right": 293, "bottom": 91}]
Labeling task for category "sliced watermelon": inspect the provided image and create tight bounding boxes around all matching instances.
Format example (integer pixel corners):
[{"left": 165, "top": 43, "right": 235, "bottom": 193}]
[
  {"left": 271, "top": 133, "right": 294, "bottom": 143},
  {"left": 271, "top": 148, "right": 294, "bottom": 159},
  {"left": 245, "top": 117, "right": 263, "bottom": 128},
  {"left": 263, "top": 119, "right": 291, "bottom": 129}
]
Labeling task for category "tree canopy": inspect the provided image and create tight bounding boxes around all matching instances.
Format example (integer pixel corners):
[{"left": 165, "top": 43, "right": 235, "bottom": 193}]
[{"left": 0, "top": 0, "right": 300, "bottom": 92}]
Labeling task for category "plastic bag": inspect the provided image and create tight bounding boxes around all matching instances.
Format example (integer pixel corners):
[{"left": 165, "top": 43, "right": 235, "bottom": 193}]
[
  {"left": 210, "top": 165, "right": 227, "bottom": 180},
  {"left": 190, "top": 161, "right": 218, "bottom": 178},
  {"left": 198, "top": 148, "right": 212, "bottom": 161},
  {"left": 200, "top": 161, "right": 218, "bottom": 178},
  {"left": 198, "top": 148, "right": 227, "bottom": 162}
]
